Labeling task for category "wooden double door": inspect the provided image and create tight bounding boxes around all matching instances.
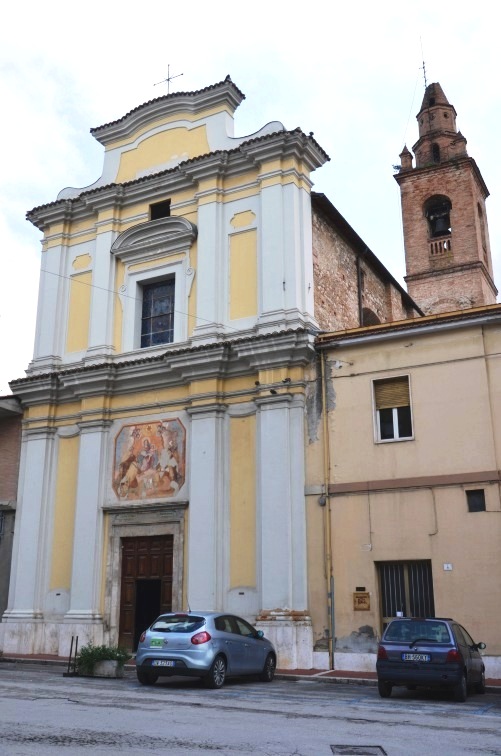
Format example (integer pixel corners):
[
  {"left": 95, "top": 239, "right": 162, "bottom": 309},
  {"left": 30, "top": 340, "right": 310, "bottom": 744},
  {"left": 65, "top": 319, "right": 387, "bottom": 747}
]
[{"left": 119, "top": 535, "right": 173, "bottom": 651}]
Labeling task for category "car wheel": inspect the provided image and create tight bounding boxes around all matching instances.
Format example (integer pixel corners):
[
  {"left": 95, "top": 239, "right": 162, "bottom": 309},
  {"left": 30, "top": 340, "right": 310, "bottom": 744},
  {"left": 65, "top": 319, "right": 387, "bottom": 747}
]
[
  {"left": 260, "top": 653, "right": 276, "bottom": 682},
  {"left": 136, "top": 669, "right": 158, "bottom": 686},
  {"left": 205, "top": 655, "right": 226, "bottom": 689},
  {"left": 453, "top": 673, "right": 467, "bottom": 702},
  {"left": 476, "top": 670, "right": 486, "bottom": 694},
  {"left": 378, "top": 680, "right": 392, "bottom": 698}
]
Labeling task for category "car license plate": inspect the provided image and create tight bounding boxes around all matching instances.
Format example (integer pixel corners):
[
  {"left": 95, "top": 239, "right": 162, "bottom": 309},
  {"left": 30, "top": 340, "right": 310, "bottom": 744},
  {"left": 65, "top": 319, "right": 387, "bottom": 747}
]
[
  {"left": 401, "top": 653, "right": 431, "bottom": 662},
  {"left": 152, "top": 660, "right": 175, "bottom": 667}
]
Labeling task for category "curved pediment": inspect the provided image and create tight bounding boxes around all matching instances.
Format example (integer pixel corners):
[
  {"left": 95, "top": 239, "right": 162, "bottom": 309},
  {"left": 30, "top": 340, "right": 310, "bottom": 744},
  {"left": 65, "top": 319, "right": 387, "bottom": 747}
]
[{"left": 111, "top": 217, "right": 198, "bottom": 263}]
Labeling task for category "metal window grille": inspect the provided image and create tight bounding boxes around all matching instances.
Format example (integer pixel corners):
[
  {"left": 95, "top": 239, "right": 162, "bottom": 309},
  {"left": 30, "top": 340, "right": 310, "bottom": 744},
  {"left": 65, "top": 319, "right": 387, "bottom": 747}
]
[{"left": 378, "top": 560, "right": 435, "bottom": 630}]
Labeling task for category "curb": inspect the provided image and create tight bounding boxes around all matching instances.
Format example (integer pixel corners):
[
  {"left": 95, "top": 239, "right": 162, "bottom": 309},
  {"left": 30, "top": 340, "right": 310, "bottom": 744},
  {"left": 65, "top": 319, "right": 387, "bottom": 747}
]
[{"left": 1, "top": 657, "right": 499, "bottom": 694}]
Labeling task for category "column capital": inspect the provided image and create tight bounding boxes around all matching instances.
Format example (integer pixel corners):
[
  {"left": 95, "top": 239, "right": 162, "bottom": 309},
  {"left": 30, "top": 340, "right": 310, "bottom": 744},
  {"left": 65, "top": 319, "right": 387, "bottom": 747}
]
[
  {"left": 77, "top": 419, "right": 113, "bottom": 433},
  {"left": 186, "top": 403, "right": 228, "bottom": 419}
]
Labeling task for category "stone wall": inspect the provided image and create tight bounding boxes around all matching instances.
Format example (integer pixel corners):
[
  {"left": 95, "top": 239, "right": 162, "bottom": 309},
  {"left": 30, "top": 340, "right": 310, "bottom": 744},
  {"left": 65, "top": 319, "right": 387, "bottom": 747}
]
[
  {"left": 312, "top": 206, "right": 414, "bottom": 330},
  {"left": 0, "top": 416, "right": 21, "bottom": 502}
]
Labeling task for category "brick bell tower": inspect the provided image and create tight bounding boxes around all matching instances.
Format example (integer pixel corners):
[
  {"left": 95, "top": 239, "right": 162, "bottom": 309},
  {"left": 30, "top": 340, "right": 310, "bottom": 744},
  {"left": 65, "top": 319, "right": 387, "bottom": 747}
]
[{"left": 395, "top": 82, "right": 497, "bottom": 314}]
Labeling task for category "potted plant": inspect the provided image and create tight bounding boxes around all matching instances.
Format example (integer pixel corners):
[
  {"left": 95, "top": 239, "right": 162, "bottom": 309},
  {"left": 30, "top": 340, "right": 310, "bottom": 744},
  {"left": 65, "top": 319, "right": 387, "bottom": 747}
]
[{"left": 76, "top": 643, "right": 131, "bottom": 678}]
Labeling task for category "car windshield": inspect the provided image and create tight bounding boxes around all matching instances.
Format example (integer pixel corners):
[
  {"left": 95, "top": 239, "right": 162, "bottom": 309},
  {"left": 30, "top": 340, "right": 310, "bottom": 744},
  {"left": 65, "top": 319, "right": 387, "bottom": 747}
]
[
  {"left": 150, "top": 615, "right": 205, "bottom": 633},
  {"left": 385, "top": 620, "right": 450, "bottom": 643}
]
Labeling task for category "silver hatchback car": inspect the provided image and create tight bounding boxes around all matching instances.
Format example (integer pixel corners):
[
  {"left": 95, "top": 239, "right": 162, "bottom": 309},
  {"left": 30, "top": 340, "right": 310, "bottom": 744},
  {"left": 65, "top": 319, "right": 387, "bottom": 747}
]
[{"left": 135, "top": 611, "right": 277, "bottom": 688}]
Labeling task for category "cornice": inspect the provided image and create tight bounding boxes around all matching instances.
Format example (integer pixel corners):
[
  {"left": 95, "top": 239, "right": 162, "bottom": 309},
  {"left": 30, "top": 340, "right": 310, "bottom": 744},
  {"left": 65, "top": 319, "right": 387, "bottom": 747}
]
[
  {"left": 90, "top": 77, "right": 245, "bottom": 146},
  {"left": 316, "top": 304, "right": 501, "bottom": 349},
  {"left": 394, "top": 156, "right": 489, "bottom": 198},
  {"left": 27, "top": 129, "right": 328, "bottom": 230},
  {"left": 111, "top": 216, "right": 198, "bottom": 262},
  {"left": 10, "top": 330, "right": 316, "bottom": 405}
]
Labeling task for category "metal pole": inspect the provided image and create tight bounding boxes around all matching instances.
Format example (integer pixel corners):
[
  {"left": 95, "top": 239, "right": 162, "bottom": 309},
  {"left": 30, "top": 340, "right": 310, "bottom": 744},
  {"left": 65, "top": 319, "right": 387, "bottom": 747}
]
[{"left": 67, "top": 636, "right": 74, "bottom": 675}]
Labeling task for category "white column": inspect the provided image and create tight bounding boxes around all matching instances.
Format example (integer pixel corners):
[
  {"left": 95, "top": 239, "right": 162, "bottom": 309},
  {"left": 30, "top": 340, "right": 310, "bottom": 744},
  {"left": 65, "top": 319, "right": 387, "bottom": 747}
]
[
  {"left": 258, "top": 183, "right": 317, "bottom": 333},
  {"left": 255, "top": 393, "right": 312, "bottom": 669},
  {"left": 86, "top": 228, "right": 116, "bottom": 360},
  {"left": 65, "top": 421, "right": 110, "bottom": 621},
  {"left": 4, "top": 428, "right": 56, "bottom": 618},
  {"left": 186, "top": 405, "right": 227, "bottom": 608},
  {"left": 259, "top": 184, "right": 285, "bottom": 318},
  {"left": 192, "top": 201, "right": 225, "bottom": 341},
  {"left": 256, "top": 394, "right": 308, "bottom": 609},
  {"left": 31, "top": 245, "right": 68, "bottom": 369}
]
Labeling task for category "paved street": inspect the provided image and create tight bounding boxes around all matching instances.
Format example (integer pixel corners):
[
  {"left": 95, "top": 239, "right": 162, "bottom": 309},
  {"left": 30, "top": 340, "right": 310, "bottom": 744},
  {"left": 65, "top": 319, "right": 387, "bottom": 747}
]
[{"left": 1, "top": 663, "right": 501, "bottom": 755}]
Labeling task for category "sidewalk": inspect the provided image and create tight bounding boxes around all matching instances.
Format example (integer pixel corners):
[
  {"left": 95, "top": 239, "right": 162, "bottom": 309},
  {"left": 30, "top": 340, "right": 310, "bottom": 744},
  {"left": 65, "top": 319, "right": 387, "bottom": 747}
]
[{"left": 1, "top": 653, "right": 501, "bottom": 692}]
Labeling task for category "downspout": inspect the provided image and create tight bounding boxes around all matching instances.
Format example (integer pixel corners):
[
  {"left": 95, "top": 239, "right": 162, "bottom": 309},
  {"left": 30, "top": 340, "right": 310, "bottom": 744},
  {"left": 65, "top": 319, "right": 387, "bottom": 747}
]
[
  {"left": 356, "top": 255, "right": 363, "bottom": 326},
  {"left": 320, "top": 350, "right": 335, "bottom": 668}
]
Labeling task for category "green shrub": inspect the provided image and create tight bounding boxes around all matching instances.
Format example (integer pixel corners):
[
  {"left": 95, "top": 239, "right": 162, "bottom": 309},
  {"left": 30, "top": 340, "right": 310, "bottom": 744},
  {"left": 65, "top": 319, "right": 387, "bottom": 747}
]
[{"left": 76, "top": 643, "right": 131, "bottom": 675}]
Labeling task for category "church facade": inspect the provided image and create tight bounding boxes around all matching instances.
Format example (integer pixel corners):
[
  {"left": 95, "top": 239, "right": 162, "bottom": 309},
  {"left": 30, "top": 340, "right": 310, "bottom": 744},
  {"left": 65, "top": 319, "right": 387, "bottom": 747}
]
[{"left": 2, "top": 78, "right": 500, "bottom": 675}]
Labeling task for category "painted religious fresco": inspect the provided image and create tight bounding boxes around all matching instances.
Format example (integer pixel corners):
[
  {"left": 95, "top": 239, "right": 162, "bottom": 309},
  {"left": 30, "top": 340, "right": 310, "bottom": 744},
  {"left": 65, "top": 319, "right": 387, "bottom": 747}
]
[{"left": 113, "top": 419, "right": 186, "bottom": 500}]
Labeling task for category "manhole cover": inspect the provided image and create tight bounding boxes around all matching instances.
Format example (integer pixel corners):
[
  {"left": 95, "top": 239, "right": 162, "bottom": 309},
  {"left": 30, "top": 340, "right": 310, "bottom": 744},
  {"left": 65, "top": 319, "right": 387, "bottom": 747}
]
[{"left": 331, "top": 747, "right": 387, "bottom": 755}]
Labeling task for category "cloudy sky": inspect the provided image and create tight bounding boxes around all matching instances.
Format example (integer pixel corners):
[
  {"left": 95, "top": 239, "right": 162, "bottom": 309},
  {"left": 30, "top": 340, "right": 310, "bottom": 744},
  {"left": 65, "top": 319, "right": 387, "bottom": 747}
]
[{"left": 1, "top": 1, "right": 499, "bottom": 394}]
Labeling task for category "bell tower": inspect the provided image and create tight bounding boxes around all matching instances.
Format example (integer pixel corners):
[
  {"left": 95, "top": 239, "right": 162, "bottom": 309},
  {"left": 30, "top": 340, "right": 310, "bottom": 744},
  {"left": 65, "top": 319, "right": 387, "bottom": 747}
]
[{"left": 395, "top": 82, "right": 497, "bottom": 314}]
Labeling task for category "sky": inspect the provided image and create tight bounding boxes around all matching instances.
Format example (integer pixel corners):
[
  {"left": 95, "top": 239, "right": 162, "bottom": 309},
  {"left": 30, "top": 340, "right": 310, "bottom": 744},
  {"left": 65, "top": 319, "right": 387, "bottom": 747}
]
[{"left": 1, "top": 1, "right": 500, "bottom": 395}]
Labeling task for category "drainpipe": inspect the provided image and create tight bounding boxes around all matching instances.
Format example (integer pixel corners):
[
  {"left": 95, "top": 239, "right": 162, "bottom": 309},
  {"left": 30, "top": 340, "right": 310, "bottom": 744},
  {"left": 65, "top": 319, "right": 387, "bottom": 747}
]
[
  {"left": 320, "top": 350, "right": 335, "bottom": 668},
  {"left": 356, "top": 256, "right": 363, "bottom": 326}
]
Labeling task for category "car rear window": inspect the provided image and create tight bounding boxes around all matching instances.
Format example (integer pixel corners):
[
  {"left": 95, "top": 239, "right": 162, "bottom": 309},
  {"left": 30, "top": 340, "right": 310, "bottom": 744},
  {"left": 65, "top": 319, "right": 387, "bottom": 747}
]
[
  {"left": 384, "top": 620, "right": 450, "bottom": 643},
  {"left": 150, "top": 615, "right": 205, "bottom": 633}
]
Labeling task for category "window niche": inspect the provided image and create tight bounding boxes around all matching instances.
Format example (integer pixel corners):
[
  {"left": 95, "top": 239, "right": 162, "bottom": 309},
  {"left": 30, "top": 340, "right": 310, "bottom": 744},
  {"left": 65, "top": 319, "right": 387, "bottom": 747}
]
[
  {"left": 111, "top": 216, "right": 197, "bottom": 353},
  {"left": 141, "top": 278, "right": 175, "bottom": 348},
  {"left": 150, "top": 199, "right": 171, "bottom": 220},
  {"left": 466, "top": 489, "right": 486, "bottom": 513},
  {"left": 425, "top": 195, "right": 452, "bottom": 238}
]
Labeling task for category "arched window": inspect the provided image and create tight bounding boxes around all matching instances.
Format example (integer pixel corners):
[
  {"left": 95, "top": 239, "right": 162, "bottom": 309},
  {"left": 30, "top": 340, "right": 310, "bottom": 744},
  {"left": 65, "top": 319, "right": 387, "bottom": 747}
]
[
  {"left": 424, "top": 195, "right": 452, "bottom": 238},
  {"left": 432, "top": 143, "right": 440, "bottom": 163},
  {"left": 362, "top": 307, "right": 381, "bottom": 326}
]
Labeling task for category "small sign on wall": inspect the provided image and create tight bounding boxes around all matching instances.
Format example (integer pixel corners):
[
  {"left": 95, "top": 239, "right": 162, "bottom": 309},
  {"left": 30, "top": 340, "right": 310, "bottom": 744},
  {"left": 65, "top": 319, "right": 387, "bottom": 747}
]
[{"left": 353, "top": 592, "right": 370, "bottom": 611}]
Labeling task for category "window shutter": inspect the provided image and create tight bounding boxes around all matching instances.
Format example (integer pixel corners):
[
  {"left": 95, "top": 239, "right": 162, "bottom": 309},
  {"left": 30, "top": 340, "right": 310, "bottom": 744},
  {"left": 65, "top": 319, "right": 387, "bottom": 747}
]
[{"left": 374, "top": 377, "right": 410, "bottom": 410}]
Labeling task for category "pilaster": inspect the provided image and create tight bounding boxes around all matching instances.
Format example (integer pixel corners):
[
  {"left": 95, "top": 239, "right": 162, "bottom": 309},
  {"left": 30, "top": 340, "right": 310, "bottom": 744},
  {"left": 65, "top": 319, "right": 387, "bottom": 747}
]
[
  {"left": 186, "top": 404, "right": 227, "bottom": 607},
  {"left": 2, "top": 427, "right": 57, "bottom": 652},
  {"left": 64, "top": 420, "right": 111, "bottom": 622}
]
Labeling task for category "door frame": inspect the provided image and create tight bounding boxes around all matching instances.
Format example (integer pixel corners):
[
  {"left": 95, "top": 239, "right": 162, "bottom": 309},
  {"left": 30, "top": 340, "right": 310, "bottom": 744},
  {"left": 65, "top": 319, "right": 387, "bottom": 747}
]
[{"left": 103, "top": 502, "right": 187, "bottom": 646}]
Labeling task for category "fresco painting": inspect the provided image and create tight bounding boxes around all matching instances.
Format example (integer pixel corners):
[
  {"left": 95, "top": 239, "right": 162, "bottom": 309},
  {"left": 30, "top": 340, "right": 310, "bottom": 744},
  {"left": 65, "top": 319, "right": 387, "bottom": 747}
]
[{"left": 113, "top": 419, "right": 186, "bottom": 500}]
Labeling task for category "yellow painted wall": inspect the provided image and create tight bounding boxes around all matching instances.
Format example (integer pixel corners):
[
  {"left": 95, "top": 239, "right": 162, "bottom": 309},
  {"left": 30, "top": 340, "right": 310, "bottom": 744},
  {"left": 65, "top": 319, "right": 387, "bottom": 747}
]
[
  {"left": 116, "top": 126, "right": 210, "bottom": 183},
  {"left": 327, "top": 327, "right": 495, "bottom": 482},
  {"left": 327, "top": 484, "right": 501, "bottom": 653},
  {"left": 66, "top": 271, "right": 92, "bottom": 353},
  {"left": 312, "top": 321, "right": 501, "bottom": 654},
  {"left": 229, "top": 230, "right": 257, "bottom": 320},
  {"left": 50, "top": 435, "right": 79, "bottom": 590},
  {"left": 229, "top": 415, "right": 256, "bottom": 588}
]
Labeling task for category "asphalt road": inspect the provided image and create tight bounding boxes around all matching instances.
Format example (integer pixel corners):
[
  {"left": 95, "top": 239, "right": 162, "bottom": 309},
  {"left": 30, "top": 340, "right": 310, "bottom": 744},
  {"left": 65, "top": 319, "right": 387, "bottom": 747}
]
[{"left": 0, "top": 663, "right": 500, "bottom": 755}]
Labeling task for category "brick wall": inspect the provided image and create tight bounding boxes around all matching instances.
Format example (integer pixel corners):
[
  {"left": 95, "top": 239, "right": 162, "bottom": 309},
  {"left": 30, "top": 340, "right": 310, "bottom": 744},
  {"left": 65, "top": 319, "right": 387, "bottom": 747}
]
[
  {"left": 0, "top": 416, "right": 22, "bottom": 502},
  {"left": 312, "top": 207, "right": 416, "bottom": 331}
]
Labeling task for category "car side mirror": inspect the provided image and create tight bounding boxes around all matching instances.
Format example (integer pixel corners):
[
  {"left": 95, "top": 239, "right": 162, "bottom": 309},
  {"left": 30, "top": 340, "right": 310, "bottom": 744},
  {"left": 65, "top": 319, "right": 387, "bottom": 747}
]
[
  {"left": 476, "top": 642, "right": 486, "bottom": 650},
  {"left": 256, "top": 630, "right": 264, "bottom": 639}
]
